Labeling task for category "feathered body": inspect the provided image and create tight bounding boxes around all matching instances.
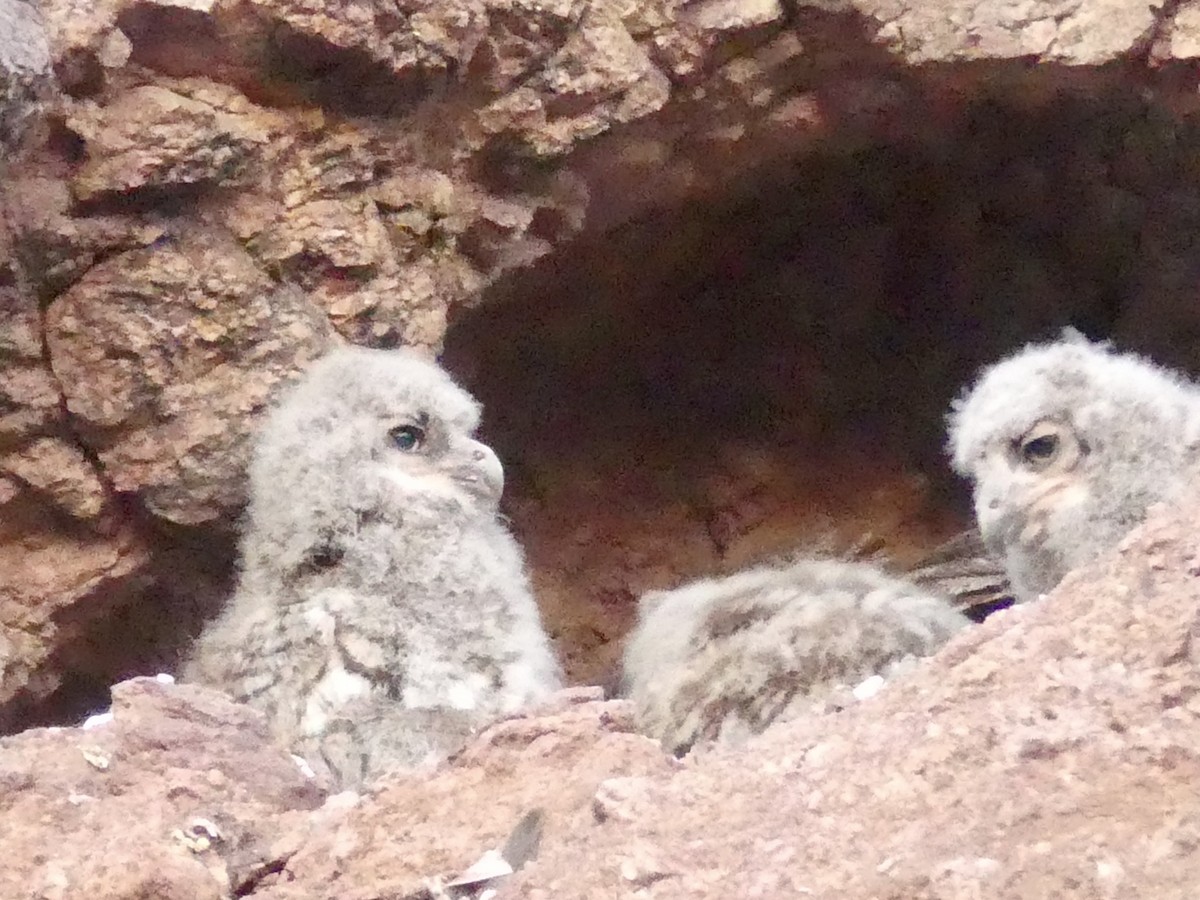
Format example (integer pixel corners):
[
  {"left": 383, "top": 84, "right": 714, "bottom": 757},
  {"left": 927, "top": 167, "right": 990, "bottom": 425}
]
[
  {"left": 948, "top": 332, "right": 1200, "bottom": 602},
  {"left": 183, "top": 346, "right": 562, "bottom": 785},
  {"left": 622, "top": 558, "right": 968, "bottom": 755}
]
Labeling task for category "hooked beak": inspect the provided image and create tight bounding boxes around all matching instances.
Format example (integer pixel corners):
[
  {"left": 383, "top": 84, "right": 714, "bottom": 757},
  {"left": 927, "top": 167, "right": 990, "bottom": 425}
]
[{"left": 453, "top": 439, "right": 505, "bottom": 504}]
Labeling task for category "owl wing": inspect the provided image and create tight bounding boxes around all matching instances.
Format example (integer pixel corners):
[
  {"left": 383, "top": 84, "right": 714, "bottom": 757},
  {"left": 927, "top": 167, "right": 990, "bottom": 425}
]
[
  {"left": 181, "top": 586, "right": 334, "bottom": 739},
  {"left": 906, "top": 529, "right": 1013, "bottom": 620}
]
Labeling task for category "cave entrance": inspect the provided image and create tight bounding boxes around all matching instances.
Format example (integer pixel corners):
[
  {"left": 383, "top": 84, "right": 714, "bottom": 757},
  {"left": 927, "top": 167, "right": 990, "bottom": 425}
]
[{"left": 443, "top": 79, "right": 1198, "bottom": 682}]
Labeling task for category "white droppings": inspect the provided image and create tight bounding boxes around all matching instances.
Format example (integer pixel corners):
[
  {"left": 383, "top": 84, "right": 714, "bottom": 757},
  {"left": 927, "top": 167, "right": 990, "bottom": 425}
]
[
  {"left": 291, "top": 754, "right": 317, "bottom": 779},
  {"left": 81, "top": 711, "right": 113, "bottom": 731},
  {"left": 853, "top": 674, "right": 885, "bottom": 701},
  {"left": 80, "top": 747, "right": 109, "bottom": 771}
]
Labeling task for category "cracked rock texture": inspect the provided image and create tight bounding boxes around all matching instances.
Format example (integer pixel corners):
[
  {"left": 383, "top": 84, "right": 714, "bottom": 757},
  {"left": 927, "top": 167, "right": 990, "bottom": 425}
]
[
  {"left": 0, "top": 677, "right": 326, "bottom": 900},
  {"left": 3, "top": 496, "right": 1200, "bottom": 898},
  {"left": 6, "top": 0, "right": 1200, "bottom": 739}
]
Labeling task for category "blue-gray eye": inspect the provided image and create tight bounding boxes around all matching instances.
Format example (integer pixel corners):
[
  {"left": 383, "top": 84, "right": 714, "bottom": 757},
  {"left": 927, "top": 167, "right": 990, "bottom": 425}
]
[
  {"left": 389, "top": 424, "right": 425, "bottom": 452},
  {"left": 1020, "top": 434, "right": 1058, "bottom": 464}
]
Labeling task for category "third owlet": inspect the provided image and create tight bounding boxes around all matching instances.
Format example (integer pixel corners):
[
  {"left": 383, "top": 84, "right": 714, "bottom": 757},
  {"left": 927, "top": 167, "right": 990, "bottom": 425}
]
[
  {"left": 622, "top": 558, "right": 968, "bottom": 755},
  {"left": 948, "top": 331, "right": 1200, "bottom": 602},
  {"left": 182, "top": 346, "right": 563, "bottom": 786}
]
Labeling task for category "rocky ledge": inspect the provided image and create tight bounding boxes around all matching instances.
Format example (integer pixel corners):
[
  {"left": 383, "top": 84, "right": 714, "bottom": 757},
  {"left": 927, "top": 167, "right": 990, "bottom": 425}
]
[{"left": 3, "top": 486, "right": 1199, "bottom": 899}]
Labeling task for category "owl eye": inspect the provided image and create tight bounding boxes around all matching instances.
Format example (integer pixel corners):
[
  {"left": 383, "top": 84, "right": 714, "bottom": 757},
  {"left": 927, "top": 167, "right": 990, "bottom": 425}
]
[
  {"left": 389, "top": 424, "right": 426, "bottom": 452},
  {"left": 1021, "top": 434, "right": 1059, "bottom": 465}
]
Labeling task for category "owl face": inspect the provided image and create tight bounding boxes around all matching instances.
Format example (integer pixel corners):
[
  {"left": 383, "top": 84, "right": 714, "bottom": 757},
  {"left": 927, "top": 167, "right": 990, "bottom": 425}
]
[
  {"left": 949, "top": 333, "right": 1200, "bottom": 600},
  {"left": 251, "top": 346, "right": 507, "bottom": 526},
  {"left": 374, "top": 408, "right": 504, "bottom": 507},
  {"left": 965, "top": 417, "right": 1094, "bottom": 596},
  {"left": 970, "top": 417, "right": 1088, "bottom": 555}
]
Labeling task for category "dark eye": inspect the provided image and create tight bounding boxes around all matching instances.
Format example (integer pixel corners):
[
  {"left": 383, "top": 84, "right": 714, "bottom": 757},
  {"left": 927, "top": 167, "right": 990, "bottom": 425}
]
[
  {"left": 1020, "top": 433, "right": 1059, "bottom": 465},
  {"left": 389, "top": 424, "right": 425, "bottom": 452}
]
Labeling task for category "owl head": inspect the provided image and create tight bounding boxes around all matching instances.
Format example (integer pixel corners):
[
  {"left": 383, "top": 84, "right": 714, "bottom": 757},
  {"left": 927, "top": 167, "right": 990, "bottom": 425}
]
[
  {"left": 244, "top": 345, "right": 504, "bottom": 576},
  {"left": 947, "top": 330, "right": 1200, "bottom": 599}
]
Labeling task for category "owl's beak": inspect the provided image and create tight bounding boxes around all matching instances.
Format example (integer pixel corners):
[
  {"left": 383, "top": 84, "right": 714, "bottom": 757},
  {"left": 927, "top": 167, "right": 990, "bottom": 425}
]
[{"left": 453, "top": 439, "right": 505, "bottom": 503}]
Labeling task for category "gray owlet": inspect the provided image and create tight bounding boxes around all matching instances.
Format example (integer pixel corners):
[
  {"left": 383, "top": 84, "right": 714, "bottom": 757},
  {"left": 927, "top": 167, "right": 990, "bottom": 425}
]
[
  {"left": 182, "top": 346, "right": 563, "bottom": 787},
  {"left": 621, "top": 558, "right": 969, "bottom": 755},
  {"left": 948, "top": 331, "right": 1200, "bottom": 603}
]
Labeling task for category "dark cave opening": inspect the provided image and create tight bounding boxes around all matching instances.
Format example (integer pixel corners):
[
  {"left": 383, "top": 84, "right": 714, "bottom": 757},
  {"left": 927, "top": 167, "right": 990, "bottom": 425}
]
[{"left": 443, "top": 81, "right": 1200, "bottom": 683}]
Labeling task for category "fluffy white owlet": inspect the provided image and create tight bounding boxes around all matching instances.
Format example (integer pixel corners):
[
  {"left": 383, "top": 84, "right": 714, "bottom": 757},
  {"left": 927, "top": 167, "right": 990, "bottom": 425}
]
[
  {"left": 182, "top": 346, "right": 563, "bottom": 786},
  {"left": 948, "top": 331, "right": 1200, "bottom": 603},
  {"left": 621, "top": 558, "right": 969, "bottom": 755}
]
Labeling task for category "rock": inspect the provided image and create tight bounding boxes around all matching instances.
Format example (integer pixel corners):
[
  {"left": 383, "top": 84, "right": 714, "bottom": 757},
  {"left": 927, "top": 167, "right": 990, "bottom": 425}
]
[
  {"left": 0, "top": 253, "right": 60, "bottom": 444},
  {"left": 0, "top": 676, "right": 325, "bottom": 900},
  {"left": 498, "top": 490, "right": 1200, "bottom": 898},
  {"left": 44, "top": 232, "right": 335, "bottom": 526},
  {"left": 864, "top": 0, "right": 1164, "bottom": 64},
  {"left": 1, "top": 436, "right": 107, "bottom": 519},
  {"left": 475, "top": 1, "right": 672, "bottom": 156},
  {"left": 68, "top": 84, "right": 273, "bottom": 201},
  {"left": 0, "top": 514, "right": 149, "bottom": 723},
  {"left": 260, "top": 693, "right": 677, "bottom": 900}
]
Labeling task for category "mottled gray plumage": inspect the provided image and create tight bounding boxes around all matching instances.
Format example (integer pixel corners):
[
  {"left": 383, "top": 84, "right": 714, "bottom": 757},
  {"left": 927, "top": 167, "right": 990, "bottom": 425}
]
[
  {"left": 183, "top": 346, "right": 562, "bottom": 786},
  {"left": 621, "top": 558, "right": 969, "bottom": 755},
  {"left": 948, "top": 332, "right": 1200, "bottom": 603}
]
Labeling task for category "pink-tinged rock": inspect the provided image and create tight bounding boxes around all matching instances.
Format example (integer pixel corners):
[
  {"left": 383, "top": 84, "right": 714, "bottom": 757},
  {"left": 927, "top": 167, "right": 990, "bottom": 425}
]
[
  {"left": 261, "top": 691, "right": 678, "bottom": 900},
  {"left": 0, "top": 518, "right": 149, "bottom": 721},
  {"left": 499, "top": 491, "right": 1200, "bottom": 898},
  {"left": 0, "top": 677, "right": 325, "bottom": 900}
]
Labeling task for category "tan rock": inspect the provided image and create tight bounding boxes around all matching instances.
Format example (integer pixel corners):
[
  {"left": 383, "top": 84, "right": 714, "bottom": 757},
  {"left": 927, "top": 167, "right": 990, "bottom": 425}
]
[
  {"left": 69, "top": 84, "right": 271, "bottom": 200},
  {"left": 0, "top": 676, "right": 325, "bottom": 900},
  {"left": 252, "top": 195, "right": 393, "bottom": 271},
  {"left": 247, "top": 0, "right": 488, "bottom": 75},
  {"left": 1, "top": 436, "right": 106, "bottom": 519},
  {"left": 478, "top": 5, "right": 671, "bottom": 155},
  {"left": 865, "top": 0, "right": 1159, "bottom": 64},
  {"left": 38, "top": 0, "right": 121, "bottom": 63},
  {"left": 1163, "top": 4, "right": 1200, "bottom": 59},
  {"left": 3, "top": 174, "right": 166, "bottom": 298},
  {"left": 0, "top": 281, "right": 60, "bottom": 443},
  {"left": 0, "top": 514, "right": 148, "bottom": 718},
  {"left": 45, "top": 233, "right": 334, "bottom": 525}
]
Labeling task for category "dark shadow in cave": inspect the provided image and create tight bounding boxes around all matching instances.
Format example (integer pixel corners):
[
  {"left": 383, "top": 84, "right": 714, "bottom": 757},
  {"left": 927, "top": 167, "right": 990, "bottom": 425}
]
[
  {"left": 443, "top": 77, "right": 1200, "bottom": 682},
  {"left": 0, "top": 516, "right": 236, "bottom": 735}
]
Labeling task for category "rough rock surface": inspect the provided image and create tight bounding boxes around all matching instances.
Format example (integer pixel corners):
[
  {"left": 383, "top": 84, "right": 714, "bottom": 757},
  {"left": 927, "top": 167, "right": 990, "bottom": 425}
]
[
  {"left": 497, "top": 494, "right": 1200, "bottom": 899},
  {"left": 46, "top": 233, "right": 334, "bottom": 525},
  {"left": 261, "top": 689, "right": 677, "bottom": 900},
  {"left": 0, "top": 676, "right": 326, "bottom": 900}
]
